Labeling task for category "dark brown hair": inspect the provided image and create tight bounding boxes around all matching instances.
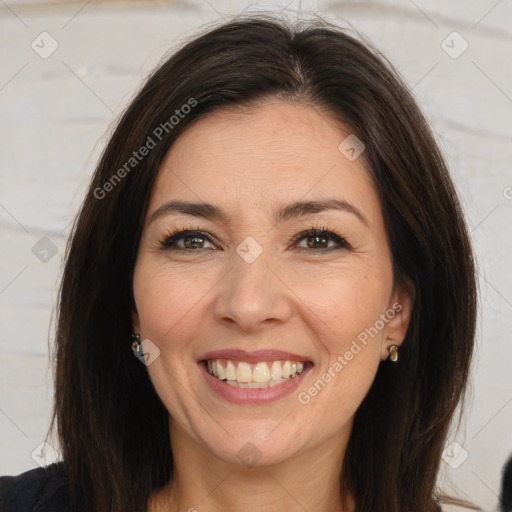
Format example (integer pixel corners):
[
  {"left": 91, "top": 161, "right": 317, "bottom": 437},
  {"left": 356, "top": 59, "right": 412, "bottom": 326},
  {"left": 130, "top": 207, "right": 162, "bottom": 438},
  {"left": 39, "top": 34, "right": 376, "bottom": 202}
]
[{"left": 48, "top": 12, "right": 477, "bottom": 512}]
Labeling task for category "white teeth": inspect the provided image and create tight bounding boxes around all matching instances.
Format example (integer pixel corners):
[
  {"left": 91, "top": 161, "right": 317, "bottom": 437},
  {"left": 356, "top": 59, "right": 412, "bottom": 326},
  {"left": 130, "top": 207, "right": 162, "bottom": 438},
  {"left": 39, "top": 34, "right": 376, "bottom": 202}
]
[
  {"left": 282, "top": 361, "right": 292, "bottom": 379},
  {"left": 225, "top": 360, "right": 236, "bottom": 381},
  {"left": 269, "top": 361, "right": 282, "bottom": 380},
  {"left": 216, "top": 361, "right": 225, "bottom": 380},
  {"left": 236, "top": 362, "right": 252, "bottom": 383},
  {"left": 227, "top": 380, "right": 279, "bottom": 388},
  {"left": 206, "top": 358, "right": 307, "bottom": 387},
  {"left": 252, "top": 362, "right": 270, "bottom": 383}
]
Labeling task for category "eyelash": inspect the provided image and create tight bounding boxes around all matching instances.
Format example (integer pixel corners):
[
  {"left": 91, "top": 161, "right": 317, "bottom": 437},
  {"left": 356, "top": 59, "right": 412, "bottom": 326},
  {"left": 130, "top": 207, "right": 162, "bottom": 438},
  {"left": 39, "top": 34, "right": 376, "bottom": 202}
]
[{"left": 156, "top": 225, "right": 352, "bottom": 253}]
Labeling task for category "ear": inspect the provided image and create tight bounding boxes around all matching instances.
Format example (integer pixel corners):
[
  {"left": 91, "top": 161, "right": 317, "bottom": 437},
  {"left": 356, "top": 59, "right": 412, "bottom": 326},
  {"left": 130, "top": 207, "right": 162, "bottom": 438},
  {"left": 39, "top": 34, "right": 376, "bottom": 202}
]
[{"left": 380, "top": 276, "right": 415, "bottom": 361}]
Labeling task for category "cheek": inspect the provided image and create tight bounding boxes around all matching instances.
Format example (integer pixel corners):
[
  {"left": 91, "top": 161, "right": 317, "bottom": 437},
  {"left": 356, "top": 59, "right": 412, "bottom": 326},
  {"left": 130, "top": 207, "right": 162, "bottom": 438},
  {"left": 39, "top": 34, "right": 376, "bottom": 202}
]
[
  {"left": 304, "top": 270, "right": 389, "bottom": 407},
  {"left": 300, "top": 268, "right": 388, "bottom": 391},
  {"left": 132, "top": 259, "right": 206, "bottom": 348},
  {"left": 301, "top": 265, "right": 390, "bottom": 339}
]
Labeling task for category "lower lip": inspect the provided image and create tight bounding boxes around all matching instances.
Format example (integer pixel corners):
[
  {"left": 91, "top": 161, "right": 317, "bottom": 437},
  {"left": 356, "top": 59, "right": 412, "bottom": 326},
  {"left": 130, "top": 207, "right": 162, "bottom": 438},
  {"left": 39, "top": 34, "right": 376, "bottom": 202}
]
[{"left": 199, "top": 362, "right": 312, "bottom": 404}]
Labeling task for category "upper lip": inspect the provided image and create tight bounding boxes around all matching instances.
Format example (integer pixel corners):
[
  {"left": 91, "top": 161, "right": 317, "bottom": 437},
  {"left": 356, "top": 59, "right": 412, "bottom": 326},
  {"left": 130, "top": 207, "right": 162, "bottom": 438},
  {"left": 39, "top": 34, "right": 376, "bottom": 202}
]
[{"left": 198, "top": 349, "right": 312, "bottom": 364}]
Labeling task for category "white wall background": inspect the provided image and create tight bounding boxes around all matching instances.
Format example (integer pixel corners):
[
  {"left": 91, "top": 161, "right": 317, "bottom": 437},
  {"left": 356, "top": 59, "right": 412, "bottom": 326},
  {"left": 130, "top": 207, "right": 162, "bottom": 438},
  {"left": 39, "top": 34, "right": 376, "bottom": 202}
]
[{"left": 0, "top": 1, "right": 511, "bottom": 510}]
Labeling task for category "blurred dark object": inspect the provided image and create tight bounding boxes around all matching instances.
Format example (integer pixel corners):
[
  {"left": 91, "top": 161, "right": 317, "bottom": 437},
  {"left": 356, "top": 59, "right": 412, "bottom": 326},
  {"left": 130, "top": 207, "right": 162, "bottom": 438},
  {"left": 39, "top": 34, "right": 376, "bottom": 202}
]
[{"left": 501, "top": 453, "right": 512, "bottom": 512}]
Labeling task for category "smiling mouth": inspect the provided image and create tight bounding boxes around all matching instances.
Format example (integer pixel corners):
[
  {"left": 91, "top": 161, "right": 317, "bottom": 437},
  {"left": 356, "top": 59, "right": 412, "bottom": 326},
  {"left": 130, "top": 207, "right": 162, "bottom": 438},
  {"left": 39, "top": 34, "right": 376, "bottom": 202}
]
[{"left": 202, "top": 358, "right": 313, "bottom": 389}]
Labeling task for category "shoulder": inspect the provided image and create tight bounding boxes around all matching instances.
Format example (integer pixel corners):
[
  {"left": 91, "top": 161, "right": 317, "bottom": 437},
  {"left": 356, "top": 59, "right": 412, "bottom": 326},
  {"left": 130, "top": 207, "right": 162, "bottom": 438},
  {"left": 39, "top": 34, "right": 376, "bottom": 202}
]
[{"left": 0, "top": 462, "right": 69, "bottom": 512}]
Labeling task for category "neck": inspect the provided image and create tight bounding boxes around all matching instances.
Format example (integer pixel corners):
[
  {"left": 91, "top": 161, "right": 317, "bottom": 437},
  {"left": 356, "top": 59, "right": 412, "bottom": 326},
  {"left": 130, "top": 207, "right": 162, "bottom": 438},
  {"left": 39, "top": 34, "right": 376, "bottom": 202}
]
[{"left": 149, "top": 417, "right": 355, "bottom": 512}]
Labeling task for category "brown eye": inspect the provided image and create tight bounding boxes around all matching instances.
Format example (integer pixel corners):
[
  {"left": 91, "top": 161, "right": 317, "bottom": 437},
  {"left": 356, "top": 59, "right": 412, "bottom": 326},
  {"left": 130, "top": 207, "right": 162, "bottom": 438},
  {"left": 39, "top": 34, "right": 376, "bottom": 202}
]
[
  {"left": 292, "top": 229, "right": 351, "bottom": 251},
  {"left": 160, "top": 230, "right": 216, "bottom": 251}
]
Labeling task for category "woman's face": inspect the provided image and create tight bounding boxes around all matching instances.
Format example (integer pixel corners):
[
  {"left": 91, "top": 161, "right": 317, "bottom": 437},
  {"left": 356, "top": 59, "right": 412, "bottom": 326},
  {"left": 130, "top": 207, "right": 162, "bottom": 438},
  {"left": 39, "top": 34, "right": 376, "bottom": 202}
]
[{"left": 132, "top": 100, "right": 412, "bottom": 468}]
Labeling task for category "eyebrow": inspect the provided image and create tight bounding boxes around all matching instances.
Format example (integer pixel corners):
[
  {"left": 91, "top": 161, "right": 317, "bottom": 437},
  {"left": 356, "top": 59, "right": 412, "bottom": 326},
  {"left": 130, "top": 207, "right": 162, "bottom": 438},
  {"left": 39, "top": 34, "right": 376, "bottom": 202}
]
[{"left": 148, "top": 198, "right": 369, "bottom": 227}]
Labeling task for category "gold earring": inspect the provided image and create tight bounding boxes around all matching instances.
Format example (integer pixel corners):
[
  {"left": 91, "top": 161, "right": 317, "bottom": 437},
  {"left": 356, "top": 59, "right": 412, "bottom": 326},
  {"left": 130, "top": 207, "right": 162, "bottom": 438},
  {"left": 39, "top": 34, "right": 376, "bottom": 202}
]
[
  {"left": 387, "top": 344, "right": 399, "bottom": 362},
  {"left": 132, "top": 333, "right": 143, "bottom": 358}
]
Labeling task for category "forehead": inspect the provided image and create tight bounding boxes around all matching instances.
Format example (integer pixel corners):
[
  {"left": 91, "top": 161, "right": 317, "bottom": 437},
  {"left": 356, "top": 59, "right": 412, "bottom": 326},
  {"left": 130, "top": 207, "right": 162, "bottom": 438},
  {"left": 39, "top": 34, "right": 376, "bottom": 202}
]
[{"left": 149, "top": 100, "right": 380, "bottom": 226}]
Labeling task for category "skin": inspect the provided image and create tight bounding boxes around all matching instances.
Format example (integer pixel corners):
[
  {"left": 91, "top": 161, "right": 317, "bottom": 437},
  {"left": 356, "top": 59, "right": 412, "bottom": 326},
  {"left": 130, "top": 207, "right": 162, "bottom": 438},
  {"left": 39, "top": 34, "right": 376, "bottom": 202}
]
[{"left": 131, "top": 99, "right": 413, "bottom": 512}]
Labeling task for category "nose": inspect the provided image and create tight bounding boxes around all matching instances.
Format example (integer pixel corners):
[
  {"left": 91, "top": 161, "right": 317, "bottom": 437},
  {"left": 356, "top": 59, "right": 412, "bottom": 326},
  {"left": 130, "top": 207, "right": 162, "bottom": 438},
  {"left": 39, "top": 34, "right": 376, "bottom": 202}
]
[{"left": 211, "top": 246, "right": 293, "bottom": 332}]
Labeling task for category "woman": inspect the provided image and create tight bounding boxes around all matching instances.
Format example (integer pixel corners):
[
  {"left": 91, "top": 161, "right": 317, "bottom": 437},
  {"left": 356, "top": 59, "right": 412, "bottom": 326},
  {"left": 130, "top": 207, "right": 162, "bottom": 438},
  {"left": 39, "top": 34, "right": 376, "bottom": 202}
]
[{"left": 0, "top": 12, "right": 479, "bottom": 512}]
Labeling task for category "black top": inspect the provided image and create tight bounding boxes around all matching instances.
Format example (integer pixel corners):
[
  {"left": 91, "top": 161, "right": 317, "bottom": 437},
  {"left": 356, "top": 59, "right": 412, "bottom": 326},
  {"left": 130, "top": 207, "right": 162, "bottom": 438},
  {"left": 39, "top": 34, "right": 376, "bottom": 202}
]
[{"left": 0, "top": 462, "right": 69, "bottom": 512}]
